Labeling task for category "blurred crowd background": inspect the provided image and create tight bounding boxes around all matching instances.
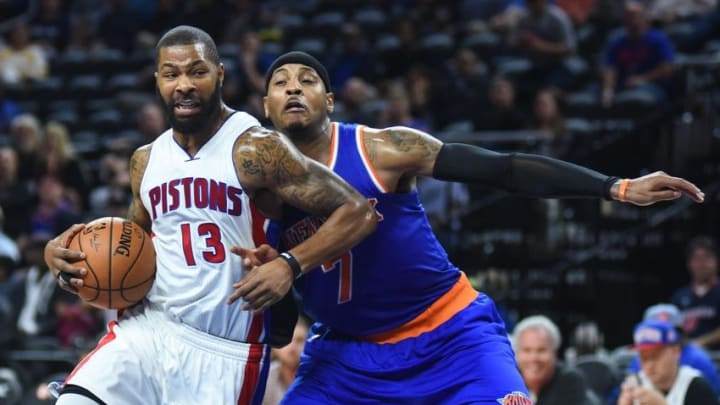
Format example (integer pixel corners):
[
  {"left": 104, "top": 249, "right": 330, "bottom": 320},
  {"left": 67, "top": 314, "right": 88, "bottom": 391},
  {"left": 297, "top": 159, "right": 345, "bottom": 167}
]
[{"left": 0, "top": 0, "right": 719, "bottom": 403}]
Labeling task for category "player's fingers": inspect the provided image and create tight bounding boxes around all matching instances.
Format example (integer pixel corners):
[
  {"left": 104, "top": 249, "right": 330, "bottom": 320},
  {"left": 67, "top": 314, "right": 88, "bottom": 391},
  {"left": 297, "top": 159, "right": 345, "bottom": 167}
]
[
  {"left": 56, "top": 272, "right": 80, "bottom": 294},
  {"left": 651, "top": 190, "right": 682, "bottom": 202},
  {"left": 230, "top": 246, "right": 264, "bottom": 267},
  {"left": 58, "top": 224, "right": 86, "bottom": 247},
  {"left": 228, "top": 278, "right": 259, "bottom": 304},
  {"left": 55, "top": 246, "right": 86, "bottom": 261},
  {"left": 655, "top": 177, "right": 704, "bottom": 201},
  {"left": 255, "top": 244, "right": 278, "bottom": 260},
  {"left": 240, "top": 284, "right": 268, "bottom": 306},
  {"left": 52, "top": 259, "right": 87, "bottom": 276}
]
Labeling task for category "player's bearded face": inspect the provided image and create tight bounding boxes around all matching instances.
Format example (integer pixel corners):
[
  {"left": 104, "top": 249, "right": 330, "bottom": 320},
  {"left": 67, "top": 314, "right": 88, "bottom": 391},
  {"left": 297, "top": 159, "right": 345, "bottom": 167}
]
[{"left": 162, "top": 78, "right": 221, "bottom": 134}]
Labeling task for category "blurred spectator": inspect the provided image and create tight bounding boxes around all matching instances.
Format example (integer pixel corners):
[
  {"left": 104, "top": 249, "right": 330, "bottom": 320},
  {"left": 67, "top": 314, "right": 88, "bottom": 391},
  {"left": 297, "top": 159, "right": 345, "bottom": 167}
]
[
  {"left": 626, "top": 303, "right": 720, "bottom": 396},
  {"left": 16, "top": 232, "right": 67, "bottom": 339},
  {"left": 532, "top": 88, "right": 571, "bottom": 158},
  {"left": 514, "top": 315, "right": 596, "bottom": 404},
  {"left": 30, "top": 0, "right": 71, "bottom": 51},
  {"left": 377, "top": 82, "right": 430, "bottom": 132},
  {"left": 142, "top": 0, "right": 184, "bottom": 38},
  {"left": 53, "top": 297, "right": 103, "bottom": 348},
  {"left": 473, "top": 76, "right": 526, "bottom": 131},
  {"left": 0, "top": 80, "right": 21, "bottom": 133},
  {"left": 97, "top": 0, "right": 142, "bottom": 53},
  {"left": 339, "top": 77, "right": 378, "bottom": 126},
  {"left": 136, "top": 101, "right": 167, "bottom": 147},
  {"left": 0, "top": 206, "right": 20, "bottom": 267},
  {"left": 556, "top": 0, "right": 596, "bottom": 25},
  {"left": 65, "top": 14, "right": 104, "bottom": 56},
  {"left": 9, "top": 113, "right": 44, "bottom": 182},
  {"left": 327, "top": 23, "right": 374, "bottom": 91},
  {"left": 223, "top": 30, "right": 276, "bottom": 109},
  {"left": 671, "top": 236, "right": 720, "bottom": 350},
  {"left": 382, "top": 20, "right": 421, "bottom": 78},
  {"left": 0, "top": 146, "right": 34, "bottom": 238},
  {"left": 601, "top": 1, "right": 674, "bottom": 108},
  {"left": 263, "top": 318, "right": 309, "bottom": 405},
  {"left": 617, "top": 320, "right": 718, "bottom": 405},
  {"left": 36, "top": 121, "right": 90, "bottom": 210},
  {"left": 417, "top": 177, "right": 469, "bottom": 256},
  {"left": 406, "top": 67, "right": 435, "bottom": 126},
  {"left": 28, "top": 175, "right": 81, "bottom": 240},
  {"left": 532, "top": 88, "right": 565, "bottom": 136},
  {"left": 510, "top": 0, "right": 577, "bottom": 88},
  {"left": 89, "top": 151, "right": 131, "bottom": 217},
  {"left": 0, "top": 22, "right": 49, "bottom": 86},
  {"left": 565, "top": 321, "right": 610, "bottom": 363},
  {"left": 435, "top": 48, "right": 487, "bottom": 129},
  {"left": 237, "top": 30, "right": 270, "bottom": 96}
]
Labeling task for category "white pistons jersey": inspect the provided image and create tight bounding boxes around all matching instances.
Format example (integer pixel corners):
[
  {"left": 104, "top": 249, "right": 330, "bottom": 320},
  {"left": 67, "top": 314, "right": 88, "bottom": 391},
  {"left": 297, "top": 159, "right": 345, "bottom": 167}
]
[{"left": 139, "top": 111, "right": 268, "bottom": 342}]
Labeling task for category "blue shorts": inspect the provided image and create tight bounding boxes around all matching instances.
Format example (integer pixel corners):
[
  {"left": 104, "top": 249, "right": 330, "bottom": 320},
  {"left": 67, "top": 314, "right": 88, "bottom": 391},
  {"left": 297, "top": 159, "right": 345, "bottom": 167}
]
[{"left": 281, "top": 293, "right": 530, "bottom": 404}]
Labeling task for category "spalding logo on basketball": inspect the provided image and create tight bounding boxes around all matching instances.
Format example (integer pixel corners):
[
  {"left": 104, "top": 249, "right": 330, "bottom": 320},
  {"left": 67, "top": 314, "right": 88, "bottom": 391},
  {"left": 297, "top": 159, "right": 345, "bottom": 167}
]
[{"left": 69, "top": 217, "right": 156, "bottom": 310}]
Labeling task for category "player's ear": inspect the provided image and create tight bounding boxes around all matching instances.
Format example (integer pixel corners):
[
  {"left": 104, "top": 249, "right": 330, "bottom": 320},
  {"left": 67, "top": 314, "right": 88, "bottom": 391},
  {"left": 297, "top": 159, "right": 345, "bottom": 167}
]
[
  {"left": 326, "top": 92, "right": 334, "bottom": 114},
  {"left": 217, "top": 62, "right": 224, "bottom": 86},
  {"left": 263, "top": 96, "right": 270, "bottom": 118}
]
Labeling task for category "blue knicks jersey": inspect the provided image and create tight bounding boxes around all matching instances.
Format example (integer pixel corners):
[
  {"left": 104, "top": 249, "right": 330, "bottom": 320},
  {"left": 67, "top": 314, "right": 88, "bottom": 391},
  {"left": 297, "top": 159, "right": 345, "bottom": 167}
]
[{"left": 282, "top": 122, "right": 461, "bottom": 336}]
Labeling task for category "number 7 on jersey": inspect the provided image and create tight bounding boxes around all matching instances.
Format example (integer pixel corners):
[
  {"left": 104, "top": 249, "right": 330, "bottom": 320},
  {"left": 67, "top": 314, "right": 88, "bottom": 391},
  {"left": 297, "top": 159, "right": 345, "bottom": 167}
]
[{"left": 321, "top": 250, "right": 353, "bottom": 304}]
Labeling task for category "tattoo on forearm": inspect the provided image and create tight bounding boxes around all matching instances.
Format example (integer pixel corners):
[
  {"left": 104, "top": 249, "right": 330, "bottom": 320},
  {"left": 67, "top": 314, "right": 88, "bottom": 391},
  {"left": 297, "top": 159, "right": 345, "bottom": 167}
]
[
  {"left": 387, "top": 129, "right": 440, "bottom": 158},
  {"left": 282, "top": 162, "right": 348, "bottom": 216}
]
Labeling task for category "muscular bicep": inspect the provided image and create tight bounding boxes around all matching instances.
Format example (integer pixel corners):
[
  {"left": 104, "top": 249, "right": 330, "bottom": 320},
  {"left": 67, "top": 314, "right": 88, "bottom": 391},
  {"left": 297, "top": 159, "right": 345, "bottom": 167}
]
[
  {"left": 365, "top": 126, "right": 443, "bottom": 179},
  {"left": 234, "top": 128, "right": 361, "bottom": 217},
  {"left": 128, "top": 145, "right": 152, "bottom": 233}
]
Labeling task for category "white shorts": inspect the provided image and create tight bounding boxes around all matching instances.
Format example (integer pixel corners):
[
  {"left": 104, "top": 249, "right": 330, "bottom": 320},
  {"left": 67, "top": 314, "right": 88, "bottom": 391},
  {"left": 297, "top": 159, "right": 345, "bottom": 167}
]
[{"left": 63, "top": 305, "right": 270, "bottom": 405}]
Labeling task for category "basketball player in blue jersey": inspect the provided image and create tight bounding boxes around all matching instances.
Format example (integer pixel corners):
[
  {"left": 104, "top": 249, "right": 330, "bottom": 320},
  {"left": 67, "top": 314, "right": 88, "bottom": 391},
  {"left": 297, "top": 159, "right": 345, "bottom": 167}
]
[
  {"left": 229, "top": 51, "right": 706, "bottom": 405},
  {"left": 41, "top": 29, "right": 377, "bottom": 405}
]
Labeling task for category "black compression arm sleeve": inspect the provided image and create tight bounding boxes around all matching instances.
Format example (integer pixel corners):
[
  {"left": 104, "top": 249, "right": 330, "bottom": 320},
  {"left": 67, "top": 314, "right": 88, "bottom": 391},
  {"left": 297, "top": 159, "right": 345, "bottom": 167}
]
[{"left": 432, "top": 143, "right": 618, "bottom": 200}]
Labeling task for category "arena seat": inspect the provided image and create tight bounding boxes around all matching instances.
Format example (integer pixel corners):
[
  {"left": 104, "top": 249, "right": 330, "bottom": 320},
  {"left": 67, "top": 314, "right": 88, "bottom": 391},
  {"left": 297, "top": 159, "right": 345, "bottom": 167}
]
[
  {"left": 291, "top": 38, "right": 327, "bottom": 56},
  {"left": 352, "top": 8, "right": 387, "bottom": 33}
]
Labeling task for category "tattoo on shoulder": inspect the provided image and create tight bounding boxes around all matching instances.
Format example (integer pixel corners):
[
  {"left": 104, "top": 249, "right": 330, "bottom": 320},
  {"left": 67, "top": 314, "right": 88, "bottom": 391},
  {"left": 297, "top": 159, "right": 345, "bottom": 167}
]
[
  {"left": 235, "top": 129, "right": 303, "bottom": 186},
  {"left": 386, "top": 128, "right": 440, "bottom": 158},
  {"left": 130, "top": 146, "right": 151, "bottom": 189},
  {"left": 235, "top": 129, "right": 350, "bottom": 216}
]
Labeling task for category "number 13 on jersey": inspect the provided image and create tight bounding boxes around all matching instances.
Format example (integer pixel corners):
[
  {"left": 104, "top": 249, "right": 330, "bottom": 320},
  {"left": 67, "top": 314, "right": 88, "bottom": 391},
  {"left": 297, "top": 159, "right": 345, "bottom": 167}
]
[{"left": 321, "top": 250, "right": 353, "bottom": 304}]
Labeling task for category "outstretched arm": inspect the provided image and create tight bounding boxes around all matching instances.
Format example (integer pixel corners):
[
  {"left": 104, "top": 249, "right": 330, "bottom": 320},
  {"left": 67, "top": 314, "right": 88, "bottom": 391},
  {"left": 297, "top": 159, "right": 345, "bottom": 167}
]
[
  {"left": 229, "top": 127, "right": 378, "bottom": 310},
  {"left": 364, "top": 126, "right": 704, "bottom": 205}
]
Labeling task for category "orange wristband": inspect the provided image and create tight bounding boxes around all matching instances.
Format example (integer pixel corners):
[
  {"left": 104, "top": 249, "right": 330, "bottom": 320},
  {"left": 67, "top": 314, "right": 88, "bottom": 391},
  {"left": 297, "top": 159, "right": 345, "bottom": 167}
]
[{"left": 618, "top": 179, "right": 630, "bottom": 201}]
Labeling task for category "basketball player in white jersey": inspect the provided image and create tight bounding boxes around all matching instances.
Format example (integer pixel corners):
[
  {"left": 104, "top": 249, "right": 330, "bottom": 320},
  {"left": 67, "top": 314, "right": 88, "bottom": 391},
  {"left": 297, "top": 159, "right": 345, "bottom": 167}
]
[{"left": 42, "top": 26, "right": 378, "bottom": 405}]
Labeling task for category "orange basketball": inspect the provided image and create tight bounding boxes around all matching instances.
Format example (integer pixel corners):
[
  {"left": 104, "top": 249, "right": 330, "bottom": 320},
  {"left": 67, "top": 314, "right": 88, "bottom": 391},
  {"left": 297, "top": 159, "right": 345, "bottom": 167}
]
[{"left": 68, "top": 217, "right": 156, "bottom": 310}]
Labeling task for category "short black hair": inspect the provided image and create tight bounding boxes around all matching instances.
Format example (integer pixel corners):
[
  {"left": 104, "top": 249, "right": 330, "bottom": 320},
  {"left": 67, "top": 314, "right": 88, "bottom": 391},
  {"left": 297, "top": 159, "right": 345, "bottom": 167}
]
[
  {"left": 686, "top": 235, "right": 718, "bottom": 259},
  {"left": 156, "top": 25, "right": 220, "bottom": 65}
]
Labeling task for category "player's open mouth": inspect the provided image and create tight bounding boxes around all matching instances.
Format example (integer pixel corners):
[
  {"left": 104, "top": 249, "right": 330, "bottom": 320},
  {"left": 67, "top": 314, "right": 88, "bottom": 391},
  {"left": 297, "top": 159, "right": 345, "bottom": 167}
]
[
  {"left": 174, "top": 101, "right": 201, "bottom": 116},
  {"left": 284, "top": 100, "right": 307, "bottom": 113}
]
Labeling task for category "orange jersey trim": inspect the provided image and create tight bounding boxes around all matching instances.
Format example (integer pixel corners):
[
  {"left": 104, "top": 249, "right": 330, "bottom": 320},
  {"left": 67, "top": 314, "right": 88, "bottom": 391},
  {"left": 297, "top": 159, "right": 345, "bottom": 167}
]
[
  {"left": 356, "top": 125, "right": 390, "bottom": 193},
  {"left": 327, "top": 122, "right": 338, "bottom": 169},
  {"left": 364, "top": 272, "right": 478, "bottom": 344}
]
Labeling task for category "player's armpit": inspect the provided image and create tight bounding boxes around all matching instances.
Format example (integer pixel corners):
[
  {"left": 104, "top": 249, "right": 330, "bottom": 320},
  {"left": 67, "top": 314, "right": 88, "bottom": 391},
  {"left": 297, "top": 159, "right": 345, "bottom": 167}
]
[
  {"left": 128, "top": 145, "right": 152, "bottom": 232},
  {"left": 362, "top": 126, "right": 443, "bottom": 180}
]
